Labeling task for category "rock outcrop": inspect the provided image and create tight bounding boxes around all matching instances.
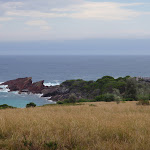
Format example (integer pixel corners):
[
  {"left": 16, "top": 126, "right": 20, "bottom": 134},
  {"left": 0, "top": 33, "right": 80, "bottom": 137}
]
[
  {"left": 2, "top": 77, "right": 32, "bottom": 92},
  {"left": 44, "top": 80, "right": 93, "bottom": 101},
  {"left": 1, "top": 77, "right": 45, "bottom": 94},
  {"left": 28, "top": 80, "right": 45, "bottom": 94},
  {"left": 41, "top": 85, "right": 60, "bottom": 97}
]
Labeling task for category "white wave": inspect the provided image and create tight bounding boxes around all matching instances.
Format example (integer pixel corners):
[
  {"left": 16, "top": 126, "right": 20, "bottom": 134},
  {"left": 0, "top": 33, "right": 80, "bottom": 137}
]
[
  {"left": 44, "top": 82, "right": 60, "bottom": 87},
  {"left": 0, "top": 82, "right": 10, "bottom": 93},
  {"left": 35, "top": 94, "right": 43, "bottom": 98},
  {"left": 48, "top": 100, "right": 56, "bottom": 103}
]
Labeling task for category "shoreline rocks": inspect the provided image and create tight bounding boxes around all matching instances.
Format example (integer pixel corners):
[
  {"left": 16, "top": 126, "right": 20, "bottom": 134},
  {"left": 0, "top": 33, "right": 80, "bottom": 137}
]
[
  {"left": 3, "top": 76, "right": 150, "bottom": 103},
  {"left": 1, "top": 77, "right": 95, "bottom": 101},
  {"left": 1, "top": 77, "right": 46, "bottom": 94},
  {"left": 2, "top": 77, "right": 32, "bottom": 92}
]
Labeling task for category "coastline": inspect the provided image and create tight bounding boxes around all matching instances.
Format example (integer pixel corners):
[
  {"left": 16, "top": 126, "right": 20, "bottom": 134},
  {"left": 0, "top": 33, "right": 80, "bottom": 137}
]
[
  {"left": 1, "top": 76, "right": 150, "bottom": 108},
  {"left": 0, "top": 80, "right": 58, "bottom": 108}
]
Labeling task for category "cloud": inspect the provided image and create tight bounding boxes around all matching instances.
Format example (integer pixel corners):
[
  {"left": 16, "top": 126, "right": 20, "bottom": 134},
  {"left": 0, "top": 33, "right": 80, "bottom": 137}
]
[
  {"left": 6, "top": 10, "right": 67, "bottom": 18},
  {"left": 26, "top": 20, "right": 48, "bottom": 26},
  {"left": 0, "top": 17, "right": 13, "bottom": 21},
  {"left": 4, "top": 1, "right": 149, "bottom": 21},
  {"left": 0, "top": 0, "right": 83, "bottom": 12},
  {"left": 66, "top": 2, "right": 141, "bottom": 20},
  {"left": 2, "top": 2, "right": 24, "bottom": 9},
  {"left": 40, "top": 26, "right": 51, "bottom": 30},
  {"left": 25, "top": 20, "right": 51, "bottom": 30},
  {"left": 0, "top": 1, "right": 24, "bottom": 16},
  {"left": 0, "top": 0, "right": 150, "bottom": 41}
]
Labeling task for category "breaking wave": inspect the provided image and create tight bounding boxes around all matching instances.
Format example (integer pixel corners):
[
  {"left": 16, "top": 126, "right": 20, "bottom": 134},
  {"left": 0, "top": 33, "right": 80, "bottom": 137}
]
[
  {"left": 0, "top": 82, "right": 10, "bottom": 93},
  {"left": 44, "top": 82, "right": 60, "bottom": 86}
]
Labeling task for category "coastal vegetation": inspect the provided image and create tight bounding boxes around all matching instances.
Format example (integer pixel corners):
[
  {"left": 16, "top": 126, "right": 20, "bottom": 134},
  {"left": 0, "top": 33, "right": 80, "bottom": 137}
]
[
  {"left": 26, "top": 102, "right": 36, "bottom": 108},
  {"left": 0, "top": 104, "right": 15, "bottom": 109},
  {"left": 0, "top": 102, "right": 150, "bottom": 149},
  {"left": 2, "top": 76, "right": 150, "bottom": 103},
  {"left": 57, "top": 76, "right": 150, "bottom": 104}
]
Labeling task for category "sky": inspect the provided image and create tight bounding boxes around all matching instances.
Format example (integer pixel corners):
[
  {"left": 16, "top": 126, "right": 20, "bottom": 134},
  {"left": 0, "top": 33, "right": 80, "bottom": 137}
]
[{"left": 0, "top": 0, "right": 150, "bottom": 55}]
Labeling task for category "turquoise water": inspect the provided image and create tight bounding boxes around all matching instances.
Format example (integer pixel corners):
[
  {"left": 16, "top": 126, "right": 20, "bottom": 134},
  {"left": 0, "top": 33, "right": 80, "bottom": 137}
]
[
  {"left": 0, "top": 92, "right": 55, "bottom": 108},
  {"left": 0, "top": 84, "right": 55, "bottom": 108}
]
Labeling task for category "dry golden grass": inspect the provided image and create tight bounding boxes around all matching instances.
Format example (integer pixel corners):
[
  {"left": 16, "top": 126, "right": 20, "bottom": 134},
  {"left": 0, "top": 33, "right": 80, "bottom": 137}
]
[{"left": 0, "top": 102, "right": 150, "bottom": 150}]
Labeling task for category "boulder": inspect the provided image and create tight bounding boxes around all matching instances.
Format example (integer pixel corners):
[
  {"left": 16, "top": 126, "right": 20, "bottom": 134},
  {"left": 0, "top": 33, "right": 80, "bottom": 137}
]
[
  {"left": 1, "top": 77, "right": 32, "bottom": 92},
  {"left": 42, "top": 85, "right": 59, "bottom": 97},
  {"left": 50, "top": 94, "right": 70, "bottom": 101},
  {"left": 28, "top": 80, "right": 45, "bottom": 94}
]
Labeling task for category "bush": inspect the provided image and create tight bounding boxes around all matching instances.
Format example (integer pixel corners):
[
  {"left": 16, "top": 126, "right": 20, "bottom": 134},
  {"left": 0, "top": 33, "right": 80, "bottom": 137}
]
[
  {"left": 114, "top": 95, "right": 122, "bottom": 104},
  {"left": 26, "top": 102, "right": 36, "bottom": 108},
  {"left": 68, "top": 94, "right": 77, "bottom": 103},
  {"left": 137, "top": 94, "right": 150, "bottom": 101},
  {"left": 125, "top": 78, "right": 137, "bottom": 100},
  {"left": 63, "top": 99, "right": 70, "bottom": 103},
  {"left": 57, "top": 101, "right": 64, "bottom": 105},
  {"left": 95, "top": 93, "right": 115, "bottom": 102},
  {"left": 137, "top": 100, "right": 150, "bottom": 106},
  {"left": 0, "top": 104, "right": 14, "bottom": 109}
]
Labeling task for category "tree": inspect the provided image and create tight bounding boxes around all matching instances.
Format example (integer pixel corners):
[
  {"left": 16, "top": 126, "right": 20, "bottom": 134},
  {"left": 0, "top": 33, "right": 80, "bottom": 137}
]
[
  {"left": 125, "top": 78, "right": 137, "bottom": 100},
  {"left": 26, "top": 102, "right": 36, "bottom": 108}
]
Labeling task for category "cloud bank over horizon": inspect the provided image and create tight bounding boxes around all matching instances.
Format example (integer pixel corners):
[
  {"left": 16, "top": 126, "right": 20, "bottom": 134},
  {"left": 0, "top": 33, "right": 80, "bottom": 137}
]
[
  {"left": 0, "top": 0, "right": 150, "bottom": 41},
  {"left": 0, "top": 39, "right": 150, "bottom": 55}
]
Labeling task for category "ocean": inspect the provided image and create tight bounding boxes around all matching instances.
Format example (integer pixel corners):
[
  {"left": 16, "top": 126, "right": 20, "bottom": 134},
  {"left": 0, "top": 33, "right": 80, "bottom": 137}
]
[{"left": 0, "top": 55, "right": 150, "bottom": 107}]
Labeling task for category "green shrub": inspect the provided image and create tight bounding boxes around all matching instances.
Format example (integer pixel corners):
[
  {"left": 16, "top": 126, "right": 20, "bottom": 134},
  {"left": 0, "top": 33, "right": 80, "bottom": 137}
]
[
  {"left": 114, "top": 95, "right": 122, "bottom": 104},
  {"left": 125, "top": 78, "right": 137, "bottom": 100},
  {"left": 101, "top": 76, "right": 114, "bottom": 80},
  {"left": 26, "top": 102, "right": 36, "bottom": 108},
  {"left": 68, "top": 94, "right": 77, "bottom": 103},
  {"left": 95, "top": 94, "right": 115, "bottom": 102},
  {"left": 0, "top": 104, "right": 14, "bottom": 109},
  {"left": 63, "top": 99, "right": 70, "bottom": 103},
  {"left": 137, "top": 100, "right": 150, "bottom": 106},
  {"left": 57, "top": 101, "right": 64, "bottom": 105},
  {"left": 137, "top": 94, "right": 150, "bottom": 101}
]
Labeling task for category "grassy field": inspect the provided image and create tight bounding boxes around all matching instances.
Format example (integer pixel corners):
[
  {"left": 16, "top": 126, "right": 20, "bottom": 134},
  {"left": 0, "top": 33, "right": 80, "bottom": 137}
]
[{"left": 0, "top": 102, "right": 150, "bottom": 150}]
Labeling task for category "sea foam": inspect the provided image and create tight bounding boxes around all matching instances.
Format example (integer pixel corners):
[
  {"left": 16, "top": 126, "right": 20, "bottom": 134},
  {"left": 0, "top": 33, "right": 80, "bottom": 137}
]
[
  {"left": 0, "top": 82, "right": 10, "bottom": 93},
  {"left": 44, "top": 82, "right": 60, "bottom": 86}
]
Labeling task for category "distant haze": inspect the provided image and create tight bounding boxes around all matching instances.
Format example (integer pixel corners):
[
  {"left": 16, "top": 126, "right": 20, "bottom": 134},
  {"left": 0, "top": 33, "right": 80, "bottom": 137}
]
[{"left": 0, "top": 39, "right": 150, "bottom": 55}]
